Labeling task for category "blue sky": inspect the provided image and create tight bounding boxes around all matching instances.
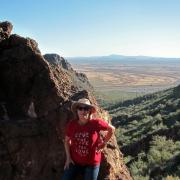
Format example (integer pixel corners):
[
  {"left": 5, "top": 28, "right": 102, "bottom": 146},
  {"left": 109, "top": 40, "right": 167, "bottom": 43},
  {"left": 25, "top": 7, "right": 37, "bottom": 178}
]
[{"left": 1, "top": 0, "right": 180, "bottom": 57}]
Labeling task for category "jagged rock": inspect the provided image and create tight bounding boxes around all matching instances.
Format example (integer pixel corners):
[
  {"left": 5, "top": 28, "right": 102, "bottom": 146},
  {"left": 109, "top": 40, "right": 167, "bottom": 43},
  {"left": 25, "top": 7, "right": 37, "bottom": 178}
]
[
  {"left": 44, "top": 54, "right": 72, "bottom": 71},
  {"left": 0, "top": 21, "right": 132, "bottom": 180},
  {"left": 44, "top": 53, "right": 94, "bottom": 93},
  {"left": 0, "top": 21, "right": 13, "bottom": 42}
]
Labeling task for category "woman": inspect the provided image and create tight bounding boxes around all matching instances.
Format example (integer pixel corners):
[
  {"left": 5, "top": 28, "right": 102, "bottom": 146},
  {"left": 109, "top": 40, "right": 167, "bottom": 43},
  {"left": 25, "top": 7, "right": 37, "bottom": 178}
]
[{"left": 61, "top": 98, "right": 115, "bottom": 180}]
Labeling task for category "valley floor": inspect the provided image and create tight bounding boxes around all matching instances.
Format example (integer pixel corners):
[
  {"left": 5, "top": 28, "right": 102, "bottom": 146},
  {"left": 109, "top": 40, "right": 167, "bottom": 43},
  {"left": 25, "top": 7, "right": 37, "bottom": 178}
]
[{"left": 71, "top": 61, "right": 180, "bottom": 94}]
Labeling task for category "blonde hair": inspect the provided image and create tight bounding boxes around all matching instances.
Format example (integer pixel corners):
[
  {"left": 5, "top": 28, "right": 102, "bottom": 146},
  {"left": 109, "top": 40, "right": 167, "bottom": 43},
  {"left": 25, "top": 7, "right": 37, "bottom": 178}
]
[{"left": 73, "top": 109, "right": 93, "bottom": 120}]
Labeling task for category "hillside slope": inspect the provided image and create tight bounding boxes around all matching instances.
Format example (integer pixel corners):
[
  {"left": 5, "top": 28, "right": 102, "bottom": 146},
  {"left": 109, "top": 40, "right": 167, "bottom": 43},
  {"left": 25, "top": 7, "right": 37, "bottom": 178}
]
[{"left": 108, "top": 85, "right": 180, "bottom": 179}]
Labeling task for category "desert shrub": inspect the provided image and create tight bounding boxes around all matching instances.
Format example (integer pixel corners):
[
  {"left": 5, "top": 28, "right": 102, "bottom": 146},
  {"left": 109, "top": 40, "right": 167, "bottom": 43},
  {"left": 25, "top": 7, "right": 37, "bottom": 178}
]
[
  {"left": 130, "top": 157, "right": 148, "bottom": 176},
  {"left": 166, "top": 175, "right": 180, "bottom": 180},
  {"left": 133, "top": 175, "right": 149, "bottom": 180},
  {"left": 154, "top": 113, "right": 163, "bottom": 123},
  {"left": 128, "top": 136, "right": 180, "bottom": 179},
  {"left": 147, "top": 136, "right": 180, "bottom": 173},
  {"left": 124, "top": 155, "right": 133, "bottom": 164}
]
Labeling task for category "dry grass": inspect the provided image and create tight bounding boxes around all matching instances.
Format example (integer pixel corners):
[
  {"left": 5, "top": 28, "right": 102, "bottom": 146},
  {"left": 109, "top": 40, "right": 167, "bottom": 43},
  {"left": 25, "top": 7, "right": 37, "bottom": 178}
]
[
  {"left": 85, "top": 71, "right": 176, "bottom": 87},
  {"left": 73, "top": 62, "right": 180, "bottom": 93}
]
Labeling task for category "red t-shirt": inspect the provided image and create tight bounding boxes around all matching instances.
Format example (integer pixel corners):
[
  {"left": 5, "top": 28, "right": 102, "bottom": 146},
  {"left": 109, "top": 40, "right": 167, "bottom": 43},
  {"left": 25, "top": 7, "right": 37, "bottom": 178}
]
[{"left": 65, "top": 118, "right": 109, "bottom": 165}]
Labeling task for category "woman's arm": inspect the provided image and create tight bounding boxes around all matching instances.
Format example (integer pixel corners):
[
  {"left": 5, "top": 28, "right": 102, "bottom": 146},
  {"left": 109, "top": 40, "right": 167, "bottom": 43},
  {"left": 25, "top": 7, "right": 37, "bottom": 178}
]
[
  {"left": 103, "top": 124, "right": 115, "bottom": 144},
  {"left": 97, "top": 123, "right": 115, "bottom": 151},
  {"left": 64, "top": 136, "right": 74, "bottom": 169}
]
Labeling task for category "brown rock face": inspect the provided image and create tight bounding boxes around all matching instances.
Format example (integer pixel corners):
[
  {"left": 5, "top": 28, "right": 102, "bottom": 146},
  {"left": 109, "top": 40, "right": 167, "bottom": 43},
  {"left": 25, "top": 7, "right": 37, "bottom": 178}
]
[
  {"left": 0, "top": 21, "right": 132, "bottom": 180},
  {"left": 0, "top": 21, "right": 13, "bottom": 42},
  {"left": 44, "top": 53, "right": 94, "bottom": 92}
]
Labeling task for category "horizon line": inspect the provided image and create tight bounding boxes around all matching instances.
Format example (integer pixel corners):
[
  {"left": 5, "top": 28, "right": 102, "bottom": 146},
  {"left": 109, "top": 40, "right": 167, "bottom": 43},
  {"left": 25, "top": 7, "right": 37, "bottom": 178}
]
[
  {"left": 43, "top": 53, "right": 180, "bottom": 59},
  {"left": 67, "top": 55, "right": 180, "bottom": 59}
]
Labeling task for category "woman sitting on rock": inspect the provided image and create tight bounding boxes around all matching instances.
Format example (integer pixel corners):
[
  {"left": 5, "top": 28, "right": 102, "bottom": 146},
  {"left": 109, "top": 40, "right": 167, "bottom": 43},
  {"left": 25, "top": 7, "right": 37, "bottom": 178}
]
[{"left": 61, "top": 98, "right": 115, "bottom": 180}]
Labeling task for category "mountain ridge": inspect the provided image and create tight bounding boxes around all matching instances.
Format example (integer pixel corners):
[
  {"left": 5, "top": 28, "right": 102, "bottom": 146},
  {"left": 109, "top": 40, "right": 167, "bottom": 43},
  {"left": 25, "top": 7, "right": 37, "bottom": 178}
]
[{"left": 67, "top": 54, "right": 180, "bottom": 62}]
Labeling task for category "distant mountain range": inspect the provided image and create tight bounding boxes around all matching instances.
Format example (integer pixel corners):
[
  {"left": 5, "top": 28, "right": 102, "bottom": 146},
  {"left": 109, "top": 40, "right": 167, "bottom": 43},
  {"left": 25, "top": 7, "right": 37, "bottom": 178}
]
[{"left": 67, "top": 54, "right": 180, "bottom": 64}]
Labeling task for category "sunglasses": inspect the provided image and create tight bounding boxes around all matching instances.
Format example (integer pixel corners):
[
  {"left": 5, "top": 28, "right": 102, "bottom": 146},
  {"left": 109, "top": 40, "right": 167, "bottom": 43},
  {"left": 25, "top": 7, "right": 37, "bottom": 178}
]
[{"left": 77, "top": 106, "right": 90, "bottom": 111}]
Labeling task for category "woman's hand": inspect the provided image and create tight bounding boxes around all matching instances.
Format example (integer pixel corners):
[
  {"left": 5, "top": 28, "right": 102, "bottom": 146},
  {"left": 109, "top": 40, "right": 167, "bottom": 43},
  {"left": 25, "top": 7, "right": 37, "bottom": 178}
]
[
  {"left": 64, "top": 157, "right": 74, "bottom": 170},
  {"left": 96, "top": 123, "right": 115, "bottom": 152},
  {"left": 64, "top": 136, "right": 74, "bottom": 170},
  {"left": 96, "top": 141, "right": 107, "bottom": 152}
]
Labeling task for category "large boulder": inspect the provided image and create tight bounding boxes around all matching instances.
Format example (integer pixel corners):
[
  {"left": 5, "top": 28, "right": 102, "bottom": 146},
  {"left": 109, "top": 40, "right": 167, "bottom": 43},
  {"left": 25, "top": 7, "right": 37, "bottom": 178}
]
[{"left": 0, "top": 21, "right": 132, "bottom": 180}]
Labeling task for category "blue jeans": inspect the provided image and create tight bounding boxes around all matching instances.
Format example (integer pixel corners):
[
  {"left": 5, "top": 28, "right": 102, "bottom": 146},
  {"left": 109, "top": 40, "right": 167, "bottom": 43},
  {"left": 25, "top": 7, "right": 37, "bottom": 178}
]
[{"left": 61, "top": 163, "right": 100, "bottom": 180}]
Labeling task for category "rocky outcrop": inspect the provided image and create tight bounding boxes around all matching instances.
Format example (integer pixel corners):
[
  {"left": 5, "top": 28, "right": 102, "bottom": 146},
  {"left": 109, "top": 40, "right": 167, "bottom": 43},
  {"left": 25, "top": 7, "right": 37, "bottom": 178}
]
[
  {"left": 0, "top": 21, "right": 132, "bottom": 180},
  {"left": 0, "top": 21, "right": 13, "bottom": 42},
  {"left": 44, "top": 54, "right": 73, "bottom": 71},
  {"left": 44, "top": 53, "right": 94, "bottom": 93}
]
